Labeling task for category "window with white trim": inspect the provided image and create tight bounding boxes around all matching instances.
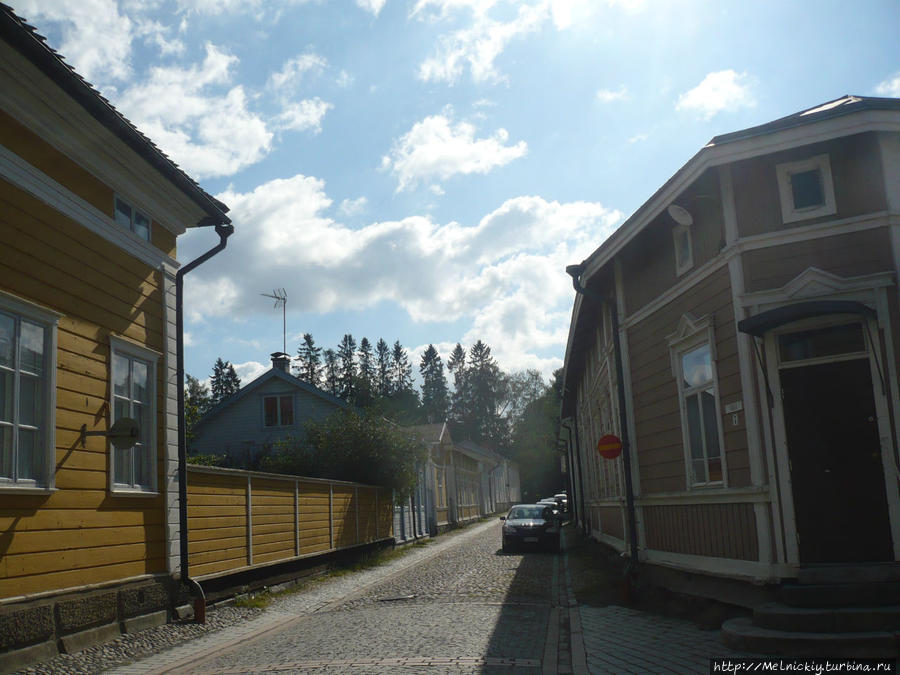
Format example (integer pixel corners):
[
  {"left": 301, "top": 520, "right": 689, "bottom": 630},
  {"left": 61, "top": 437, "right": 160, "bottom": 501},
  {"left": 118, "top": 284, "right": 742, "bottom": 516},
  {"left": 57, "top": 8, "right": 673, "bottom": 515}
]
[
  {"left": 114, "top": 196, "right": 151, "bottom": 242},
  {"left": 110, "top": 337, "right": 157, "bottom": 492},
  {"left": 0, "top": 294, "right": 59, "bottom": 489},
  {"left": 673, "top": 223, "right": 693, "bottom": 275},
  {"left": 263, "top": 394, "right": 294, "bottom": 427},
  {"left": 776, "top": 154, "right": 836, "bottom": 224},
  {"left": 669, "top": 315, "right": 725, "bottom": 488}
]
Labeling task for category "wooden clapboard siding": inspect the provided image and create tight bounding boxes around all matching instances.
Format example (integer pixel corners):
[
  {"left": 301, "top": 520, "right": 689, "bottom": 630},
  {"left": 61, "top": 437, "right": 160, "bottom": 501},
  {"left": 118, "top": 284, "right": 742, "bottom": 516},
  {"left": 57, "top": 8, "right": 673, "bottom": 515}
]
[
  {"left": 0, "top": 108, "right": 176, "bottom": 258},
  {"left": 742, "top": 227, "right": 894, "bottom": 294},
  {"left": 732, "top": 132, "right": 887, "bottom": 239},
  {"left": 357, "top": 487, "right": 376, "bottom": 543},
  {"left": 597, "top": 505, "right": 624, "bottom": 540},
  {"left": 626, "top": 266, "right": 747, "bottom": 493},
  {"left": 332, "top": 486, "right": 356, "bottom": 548},
  {"left": 0, "top": 177, "right": 170, "bottom": 596},
  {"left": 642, "top": 503, "right": 758, "bottom": 561}
]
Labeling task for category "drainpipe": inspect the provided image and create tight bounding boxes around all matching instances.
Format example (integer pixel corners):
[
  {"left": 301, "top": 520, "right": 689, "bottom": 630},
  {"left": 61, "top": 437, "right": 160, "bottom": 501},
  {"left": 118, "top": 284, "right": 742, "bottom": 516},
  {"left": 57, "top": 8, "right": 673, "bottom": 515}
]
[
  {"left": 560, "top": 420, "right": 579, "bottom": 528},
  {"left": 566, "top": 263, "right": 640, "bottom": 587},
  {"left": 176, "top": 220, "right": 234, "bottom": 622}
]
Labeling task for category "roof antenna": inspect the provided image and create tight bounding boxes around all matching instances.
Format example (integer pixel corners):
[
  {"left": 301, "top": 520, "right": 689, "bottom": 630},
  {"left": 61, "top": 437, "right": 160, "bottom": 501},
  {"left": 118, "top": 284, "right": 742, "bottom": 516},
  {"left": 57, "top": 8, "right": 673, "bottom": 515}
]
[{"left": 261, "top": 288, "right": 287, "bottom": 354}]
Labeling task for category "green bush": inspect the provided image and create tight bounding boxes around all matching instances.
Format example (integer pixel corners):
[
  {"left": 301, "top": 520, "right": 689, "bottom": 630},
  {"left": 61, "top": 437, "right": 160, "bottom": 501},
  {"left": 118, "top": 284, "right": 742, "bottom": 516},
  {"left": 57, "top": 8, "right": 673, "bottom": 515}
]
[{"left": 261, "top": 410, "right": 424, "bottom": 497}]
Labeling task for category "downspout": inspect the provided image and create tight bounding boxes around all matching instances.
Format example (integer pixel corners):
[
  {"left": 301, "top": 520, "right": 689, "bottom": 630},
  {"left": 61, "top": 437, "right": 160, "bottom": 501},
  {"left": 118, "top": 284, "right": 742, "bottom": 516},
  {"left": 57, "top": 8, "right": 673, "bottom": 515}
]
[
  {"left": 177, "top": 220, "right": 234, "bottom": 622},
  {"left": 560, "top": 420, "right": 578, "bottom": 527},
  {"left": 566, "top": 263, "right": 640, "bottom": 585}
]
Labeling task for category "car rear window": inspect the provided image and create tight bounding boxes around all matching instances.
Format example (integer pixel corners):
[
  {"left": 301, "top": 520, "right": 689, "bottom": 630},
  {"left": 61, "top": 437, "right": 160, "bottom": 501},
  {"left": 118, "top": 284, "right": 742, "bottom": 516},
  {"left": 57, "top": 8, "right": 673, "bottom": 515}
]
[{"left": 508, "top": 506, "right": 545, "bottom": 519}]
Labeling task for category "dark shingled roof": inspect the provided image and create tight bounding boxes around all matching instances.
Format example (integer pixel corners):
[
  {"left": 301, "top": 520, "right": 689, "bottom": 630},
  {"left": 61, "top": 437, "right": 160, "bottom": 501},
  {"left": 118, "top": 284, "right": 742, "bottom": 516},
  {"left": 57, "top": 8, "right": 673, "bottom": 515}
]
[{"left": 0, "top": 3, "right": 230, "bottom": 224}]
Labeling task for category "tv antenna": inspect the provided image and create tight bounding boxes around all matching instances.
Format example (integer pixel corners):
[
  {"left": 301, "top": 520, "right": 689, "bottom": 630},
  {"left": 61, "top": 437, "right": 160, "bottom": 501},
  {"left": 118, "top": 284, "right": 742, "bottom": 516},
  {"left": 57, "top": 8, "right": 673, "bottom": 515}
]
[{"left": 261, "top": 288, "right": 287, "bottom": 354}]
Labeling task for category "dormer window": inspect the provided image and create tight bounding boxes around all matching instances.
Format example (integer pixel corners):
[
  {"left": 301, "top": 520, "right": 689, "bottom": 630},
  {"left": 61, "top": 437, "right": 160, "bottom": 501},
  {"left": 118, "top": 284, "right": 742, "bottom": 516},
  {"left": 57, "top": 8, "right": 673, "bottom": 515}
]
[
  {"left": 114, "top": 196, "right": 151, "bottom": 241},
  {"left": 776, "top": 154, "right": 836, "bottom": 224}
]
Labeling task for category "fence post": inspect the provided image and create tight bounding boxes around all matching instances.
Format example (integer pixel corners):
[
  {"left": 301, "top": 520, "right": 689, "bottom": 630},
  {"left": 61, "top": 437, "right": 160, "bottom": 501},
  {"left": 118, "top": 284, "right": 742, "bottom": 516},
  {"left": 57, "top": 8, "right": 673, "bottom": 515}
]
[
  {"left": 294, "top": 480, "right": 300, "bottom": 557},
  {"left": 329, "top": 483, "right": 334, "bottom": 550},
  {"left": 246, "top": 473, "right": 253, "bottom": 566},
  {"left": 355, "top": 486, "right": 360, "bottom": 545},
  {"left": 375, "top": 488, "right": 379, "bottom": 540}
]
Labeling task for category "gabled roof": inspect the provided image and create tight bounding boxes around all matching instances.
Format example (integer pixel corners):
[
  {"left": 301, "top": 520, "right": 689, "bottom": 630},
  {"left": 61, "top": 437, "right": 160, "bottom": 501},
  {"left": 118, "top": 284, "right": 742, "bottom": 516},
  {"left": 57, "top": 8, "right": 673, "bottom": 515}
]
[
  {"left": 405, "top": 422, "right": 451, "bottom": 445},
  {"left": 195, "top": 368, "right": 348, "bottom": 431},
  {"left": 562, "top": 95, "right": 900, "bottom": 415},
  {"left": 0, "top": 4, "right": 229, "bottom": 224},
  {"left": 455, "top": 439, "right": 505, "bottom": 464}
]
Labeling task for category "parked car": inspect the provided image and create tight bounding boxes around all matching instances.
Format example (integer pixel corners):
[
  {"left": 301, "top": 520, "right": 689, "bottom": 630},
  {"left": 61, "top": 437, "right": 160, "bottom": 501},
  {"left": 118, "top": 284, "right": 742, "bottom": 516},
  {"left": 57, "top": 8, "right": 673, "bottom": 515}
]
[
  {"left": 538, "top": 498, "right": 562, "bottom": 521},
  {"left": 500, "top": 504, "right": 560, "bottom": 553},
  {"left": 554, "top": 492, "right": 568, "bottom": 513}
]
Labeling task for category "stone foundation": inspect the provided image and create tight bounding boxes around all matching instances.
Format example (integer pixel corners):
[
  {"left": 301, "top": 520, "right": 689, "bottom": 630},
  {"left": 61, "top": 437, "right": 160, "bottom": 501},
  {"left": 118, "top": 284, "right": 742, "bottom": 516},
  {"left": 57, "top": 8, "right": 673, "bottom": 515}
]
[{"left": 0, "top": 576, "right": 177, "bottom": 673}]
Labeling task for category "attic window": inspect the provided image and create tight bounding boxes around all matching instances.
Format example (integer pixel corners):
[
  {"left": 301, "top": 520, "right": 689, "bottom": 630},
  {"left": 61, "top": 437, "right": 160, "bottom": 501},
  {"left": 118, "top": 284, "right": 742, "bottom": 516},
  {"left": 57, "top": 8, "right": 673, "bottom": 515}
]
[
  {"left": 776, "top": 154, "right": 836, "bottom": 224},
  {"left": 263, "top": 395, "right": 293, "bottom": 427},
  {"left": 114, "top": 196, "right": 151, "bottom": 241}
]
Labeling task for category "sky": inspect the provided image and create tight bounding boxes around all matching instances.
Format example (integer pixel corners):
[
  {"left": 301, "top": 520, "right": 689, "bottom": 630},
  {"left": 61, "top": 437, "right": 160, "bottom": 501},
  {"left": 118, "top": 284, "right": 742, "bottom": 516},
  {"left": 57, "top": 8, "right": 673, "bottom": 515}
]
[{"left": 11, "top": 0, "right": 900, "bottom": 388}]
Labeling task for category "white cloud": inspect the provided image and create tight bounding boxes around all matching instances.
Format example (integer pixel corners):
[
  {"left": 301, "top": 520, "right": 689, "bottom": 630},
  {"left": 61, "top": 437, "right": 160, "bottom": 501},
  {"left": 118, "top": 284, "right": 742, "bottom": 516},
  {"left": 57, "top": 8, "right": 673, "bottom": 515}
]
[
  {"left": 383, "top": 112, "right": 527, "bottom": 191},
  {"left": 417, "top": 1, "right": 548, "bottom": 84},
  {"left": 136, "top": 19, "right": 186, "bottom": 56},
  {"left": 274, "top": 98, "right": 333, "bottom": 133},
  {"left": 336, "top": 70, "right": 355, "bottom": 88},
  {"left": 676, "top": 70, "right": 756, "bottom": 120},
  {"left": 339, "top": 196, "right": 368, "bottom": 216},
  {"left": 628, "top": 133, "right": 648, "bottom": 143},
  {"left": 875, "top": 72, "right": 900, "bottom": 97},
  {"left": 115, "top": 43, "right": 272, "bottom": 178},
  {"left": 356, "top": 0, "right": 387, "bottom": 16},
  {"left": 596, "top": 85, "right": 629, "bottom": 103},
  {"left": 183, "top": 174, "right": 622, "bottom": 376},
  {"left": 233, "top": 360, "right": 269, "bottom": 384},
  {"left": 268, "top": 53, "right": 328, "bottom": 93},
  {"left": 15, "top": 0, "right": 134, "bottom": 85}
]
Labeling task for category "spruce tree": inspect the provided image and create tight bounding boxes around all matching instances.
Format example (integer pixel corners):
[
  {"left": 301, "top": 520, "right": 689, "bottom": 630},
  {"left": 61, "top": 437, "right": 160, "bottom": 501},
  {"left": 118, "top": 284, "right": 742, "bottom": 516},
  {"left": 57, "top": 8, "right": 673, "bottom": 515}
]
[
  {"left": 467, "top": 340, "right": 504, "bottom": 445},
  {"left": 356, "top": 337, "right": 375, "bottom": 406},
  {"left": 337, "top": 334, "right": 357, "bottom": 401},
  {"left": 419, "top": 344, "right": 449, "bottom": 423},
  {"left": 296, "top": 333, "right": 322, "bottom": 386},
  {"left": 375, "top": 338, "right": 392, "bottom": 397},
  {"left": 322, "top": 348, "right": 340, "bottom": 398},
  {"left": 210, "top": 357, "right": 241, "bottom": 405},
  {"left": 391, "top": 340, "right": 414, "bottom": 394},
  {"left": 447, "top": 343, "right": 468, "bottom": 426},
  {"left": 223, "top": 362, "right": 241, "bottom": 396}
]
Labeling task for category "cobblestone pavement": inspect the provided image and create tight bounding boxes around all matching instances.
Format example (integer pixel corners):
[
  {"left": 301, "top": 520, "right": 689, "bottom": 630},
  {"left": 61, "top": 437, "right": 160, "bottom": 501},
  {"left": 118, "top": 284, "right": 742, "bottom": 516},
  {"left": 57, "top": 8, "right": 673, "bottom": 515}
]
[{"left": 83, "top": 518, "right": 747, "bottom": 674}]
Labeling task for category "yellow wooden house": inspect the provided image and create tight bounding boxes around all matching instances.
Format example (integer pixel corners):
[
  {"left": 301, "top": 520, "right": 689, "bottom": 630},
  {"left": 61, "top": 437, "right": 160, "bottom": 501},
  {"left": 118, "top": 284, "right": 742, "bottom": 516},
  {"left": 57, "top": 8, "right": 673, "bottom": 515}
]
[{"left": 0, "top": 5, "right": 231, "bottom": 666}]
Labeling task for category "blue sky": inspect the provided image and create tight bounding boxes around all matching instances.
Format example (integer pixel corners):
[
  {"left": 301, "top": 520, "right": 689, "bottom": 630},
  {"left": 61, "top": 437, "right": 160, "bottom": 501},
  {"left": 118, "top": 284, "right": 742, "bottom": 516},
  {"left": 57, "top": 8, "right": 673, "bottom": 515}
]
[{"left": 13, "top": 0, "right": 900, "bottom": 386}]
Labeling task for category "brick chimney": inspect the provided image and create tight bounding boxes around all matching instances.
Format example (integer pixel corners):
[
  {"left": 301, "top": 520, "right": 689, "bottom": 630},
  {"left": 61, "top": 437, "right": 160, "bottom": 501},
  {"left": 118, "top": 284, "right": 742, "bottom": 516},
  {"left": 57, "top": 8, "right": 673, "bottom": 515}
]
[{"left": 270, "top": 352, "right": 291, "bottom": 373}]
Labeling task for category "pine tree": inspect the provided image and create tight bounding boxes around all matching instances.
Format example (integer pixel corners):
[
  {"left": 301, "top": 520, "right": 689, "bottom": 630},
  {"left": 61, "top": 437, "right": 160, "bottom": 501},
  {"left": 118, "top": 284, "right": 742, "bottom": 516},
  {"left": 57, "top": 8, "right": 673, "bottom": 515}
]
[
  {"left": 210, "top": 357, "right": 240, "bottom": 405},
  {"left": 337, "top": 334, "right": 357, "bottom": 401},
  {"left": 296, "top": 333, "right": 322, "bottom": 386},
  {"left": 322, "top": 348, "right": 339, "bottom": 398},
  {"left": 419, "top": 344, "right": 449, "bottom": 423},
  {"left": 391, "top": 340, "right": 414, "bottom": 394},
  {"left": 375, "top": 338, "right": 392, "bottom": 397}
]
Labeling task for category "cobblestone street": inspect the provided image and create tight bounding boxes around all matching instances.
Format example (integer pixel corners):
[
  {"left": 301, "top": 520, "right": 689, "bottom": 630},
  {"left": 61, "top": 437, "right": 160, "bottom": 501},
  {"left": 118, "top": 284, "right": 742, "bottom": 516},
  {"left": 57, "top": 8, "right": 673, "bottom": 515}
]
[{"left": 86, "top": 518, "right": 751, "bottom": 675}]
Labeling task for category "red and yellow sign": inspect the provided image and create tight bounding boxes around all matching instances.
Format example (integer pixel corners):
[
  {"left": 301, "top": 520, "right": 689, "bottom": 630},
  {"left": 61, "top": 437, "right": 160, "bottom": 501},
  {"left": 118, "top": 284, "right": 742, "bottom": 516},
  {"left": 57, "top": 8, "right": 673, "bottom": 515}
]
[{"left": 597, "top": 434, "right": 623, "bottom": 460}]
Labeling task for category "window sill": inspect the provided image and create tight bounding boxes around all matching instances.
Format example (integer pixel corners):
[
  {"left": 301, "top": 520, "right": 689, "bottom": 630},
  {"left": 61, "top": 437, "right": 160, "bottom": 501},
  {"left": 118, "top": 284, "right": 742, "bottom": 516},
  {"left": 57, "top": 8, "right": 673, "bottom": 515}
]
[
  {"left": 0, "top": 485, "right": 57, "bottom": 495},
  {"left": 109, "top": 488, "right": 160, "bottom": 498}
]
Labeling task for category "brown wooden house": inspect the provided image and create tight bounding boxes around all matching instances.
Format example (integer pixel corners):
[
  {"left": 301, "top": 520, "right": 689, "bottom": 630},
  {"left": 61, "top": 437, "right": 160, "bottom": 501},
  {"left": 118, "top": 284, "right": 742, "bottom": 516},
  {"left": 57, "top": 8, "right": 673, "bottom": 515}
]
[{"left": 562, "top": 96, "right": 900, "bottom": 641}]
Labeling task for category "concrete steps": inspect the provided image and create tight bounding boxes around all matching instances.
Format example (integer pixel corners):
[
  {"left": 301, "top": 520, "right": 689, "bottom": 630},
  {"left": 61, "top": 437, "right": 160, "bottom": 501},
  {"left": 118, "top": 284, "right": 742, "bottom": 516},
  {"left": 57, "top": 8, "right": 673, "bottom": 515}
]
[
  {"left": 722, "top": 577, "right": 900, "bottom": 656},
  {"left": 721, "top": 617, "right": 899, "bottom": 658}
]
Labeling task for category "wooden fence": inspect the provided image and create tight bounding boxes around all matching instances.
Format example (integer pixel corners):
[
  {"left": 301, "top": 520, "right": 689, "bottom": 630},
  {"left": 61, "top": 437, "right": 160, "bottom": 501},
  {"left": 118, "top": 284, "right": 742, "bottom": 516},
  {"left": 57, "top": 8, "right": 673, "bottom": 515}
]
[{"left": 187, "top": 465, "right": 394, "bottom": 579}]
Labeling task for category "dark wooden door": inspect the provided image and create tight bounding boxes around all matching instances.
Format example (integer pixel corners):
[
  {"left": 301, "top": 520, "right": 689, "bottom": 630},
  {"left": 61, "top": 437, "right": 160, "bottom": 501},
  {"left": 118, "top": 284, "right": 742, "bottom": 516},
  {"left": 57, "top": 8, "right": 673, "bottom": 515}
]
[{"left": 780, "top": 358, "right": 893, "bottom": 563}]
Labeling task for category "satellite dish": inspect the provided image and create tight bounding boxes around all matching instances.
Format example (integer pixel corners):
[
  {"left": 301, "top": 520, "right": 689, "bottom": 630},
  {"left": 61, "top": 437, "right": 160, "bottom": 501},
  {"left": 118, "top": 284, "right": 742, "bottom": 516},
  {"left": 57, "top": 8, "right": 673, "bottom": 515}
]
[
  {"left": 667, "top": 204, "right": 693, "bottom": 227},
  {"left": 108, "top": 417, "right": 140, "bottom": 450}
]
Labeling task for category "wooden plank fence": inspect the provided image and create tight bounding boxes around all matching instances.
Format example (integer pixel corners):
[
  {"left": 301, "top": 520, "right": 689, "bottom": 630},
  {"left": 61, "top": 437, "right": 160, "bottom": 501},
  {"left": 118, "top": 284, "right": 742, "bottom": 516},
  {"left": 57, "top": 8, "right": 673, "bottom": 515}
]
[{"left": 187, "top": 465, "right": 394, "bottom": 579}]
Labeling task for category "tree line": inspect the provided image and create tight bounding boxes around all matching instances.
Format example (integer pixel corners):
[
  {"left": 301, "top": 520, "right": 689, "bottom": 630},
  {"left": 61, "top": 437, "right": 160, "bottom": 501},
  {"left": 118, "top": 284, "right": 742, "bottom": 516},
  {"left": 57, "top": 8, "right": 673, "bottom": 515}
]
[{"left": 185, "top": 338, "right": 564, "bottom": 499}]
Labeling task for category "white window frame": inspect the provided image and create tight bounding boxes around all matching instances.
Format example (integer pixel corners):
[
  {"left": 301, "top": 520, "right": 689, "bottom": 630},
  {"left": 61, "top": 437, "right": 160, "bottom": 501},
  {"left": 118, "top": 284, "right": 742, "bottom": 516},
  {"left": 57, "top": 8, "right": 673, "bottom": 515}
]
[
  {"left": 776, "top": 153, "right": 836, "bottom": 224},
  {"left": 668, "top": 315, "right": 727, "bottom": 489},
  {"left": 0, "top": 291, "right": 60, "bottom": 493},
  {"left": 109, "top": 335, "right": 159, "bottom": 495},
  {"left": 262, "top": 393, "right": 295, "bottom": 428},
  {"left": 114, "top": 195, "right": 152, "bottom": 242},
  {"left": 672, "top": 223, "right": 694, "bottom": 276}
]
